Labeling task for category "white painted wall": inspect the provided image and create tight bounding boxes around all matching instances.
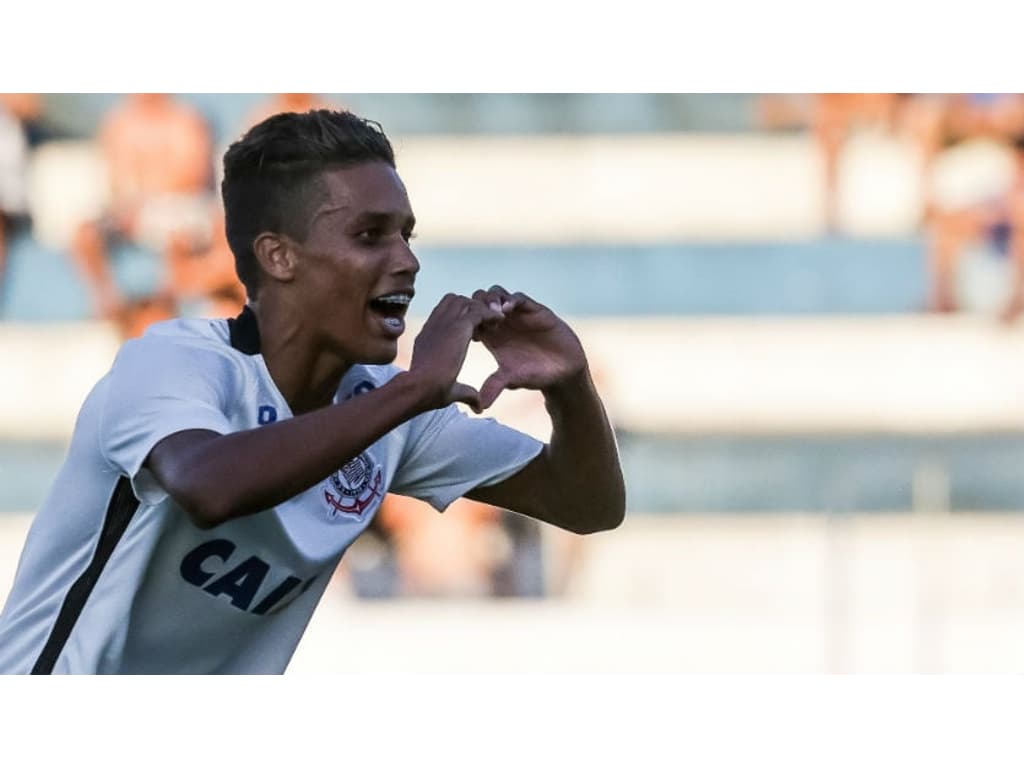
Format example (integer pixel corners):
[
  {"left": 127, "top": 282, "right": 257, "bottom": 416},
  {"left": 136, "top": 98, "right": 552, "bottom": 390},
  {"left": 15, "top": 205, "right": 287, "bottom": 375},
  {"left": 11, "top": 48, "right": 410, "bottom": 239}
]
[
  {"left": 32, "top": 132, "right": 997, "bottom": 250},
  {"left": 4, "top": 512, "right": 1018, "bottom": 673},
  {"left": 4, "top": 316, "right": 1024, "bottom": 439}
]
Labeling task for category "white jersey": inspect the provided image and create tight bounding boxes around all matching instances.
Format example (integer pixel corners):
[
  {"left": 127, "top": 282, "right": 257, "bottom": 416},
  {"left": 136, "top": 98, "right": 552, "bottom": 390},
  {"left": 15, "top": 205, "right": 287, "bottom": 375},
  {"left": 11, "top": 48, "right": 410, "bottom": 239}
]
[{"left": 0, "top": 309, "right": 543, "bottom": 674}]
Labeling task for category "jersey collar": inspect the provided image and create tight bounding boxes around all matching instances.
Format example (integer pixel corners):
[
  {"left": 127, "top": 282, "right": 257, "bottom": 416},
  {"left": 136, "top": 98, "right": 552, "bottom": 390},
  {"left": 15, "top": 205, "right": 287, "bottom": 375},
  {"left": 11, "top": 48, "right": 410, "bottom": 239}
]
[{"left": 228, "top": 305, "right": 261, "bottom": 355}]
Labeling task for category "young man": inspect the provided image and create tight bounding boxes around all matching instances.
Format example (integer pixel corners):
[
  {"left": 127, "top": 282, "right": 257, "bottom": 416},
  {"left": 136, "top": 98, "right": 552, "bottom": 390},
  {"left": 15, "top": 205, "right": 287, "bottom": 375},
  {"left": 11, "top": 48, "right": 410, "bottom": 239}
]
[{"left": 0, "top": 110, "right": 625, "bottom": 674}]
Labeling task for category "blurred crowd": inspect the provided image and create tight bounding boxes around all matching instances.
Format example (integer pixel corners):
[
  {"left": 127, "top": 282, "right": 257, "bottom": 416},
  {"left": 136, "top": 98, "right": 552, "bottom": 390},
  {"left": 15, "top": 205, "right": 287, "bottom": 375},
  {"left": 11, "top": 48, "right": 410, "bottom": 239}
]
[
  {"left": 4, "top": 93, "right": 1024, "bottom": 330},
  {"left": 1, "top": 94, "right": 320, "bottom": 337},
  {"left": 760, "top": 93, "right": 1024, "bottom": 317}
]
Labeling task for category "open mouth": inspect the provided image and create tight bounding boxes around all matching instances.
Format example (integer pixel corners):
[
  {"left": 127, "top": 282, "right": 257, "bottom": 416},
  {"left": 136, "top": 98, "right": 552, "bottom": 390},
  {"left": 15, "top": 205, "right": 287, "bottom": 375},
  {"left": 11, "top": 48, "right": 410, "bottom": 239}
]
[{"left": 368, "top": 291, "right": 413, "bottom": 332}]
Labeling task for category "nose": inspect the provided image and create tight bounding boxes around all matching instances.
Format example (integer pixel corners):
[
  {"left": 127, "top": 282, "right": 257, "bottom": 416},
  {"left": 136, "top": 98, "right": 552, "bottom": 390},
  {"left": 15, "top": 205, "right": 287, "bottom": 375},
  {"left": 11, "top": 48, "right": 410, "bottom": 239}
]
[{"left": 392, "top": 239, "right": 420, "bottom": 277}]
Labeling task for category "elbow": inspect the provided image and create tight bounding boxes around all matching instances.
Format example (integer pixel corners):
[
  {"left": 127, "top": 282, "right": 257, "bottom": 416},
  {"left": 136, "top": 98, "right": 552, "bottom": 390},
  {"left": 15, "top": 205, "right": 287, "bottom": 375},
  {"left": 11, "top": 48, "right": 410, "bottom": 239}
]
[
  {"left": 593, "top": 481, "right": 627, "bottom": 533},
  {"left": 185, "top": 507, "right": 224, "bottom": 530},
  {"left": 579, "top": 469, "right": 626, "bottom": 534},
  {"left": 604, "top": 503, "right": 626, "bottom": 532},
  {"left": 166, "top": 483, "right": 233, "bottom": 530},
  {"left": 181, "top": 498, "right": 229, "bottom": 530},
  {"left": 572, "top": 507, "right": 624, "bottom": 535},
  {"left": 566, "top": 491, "right": 626, "bottom": 535},
  {"left": 147, "top": 437, "right": 243, "bottom": 529}
]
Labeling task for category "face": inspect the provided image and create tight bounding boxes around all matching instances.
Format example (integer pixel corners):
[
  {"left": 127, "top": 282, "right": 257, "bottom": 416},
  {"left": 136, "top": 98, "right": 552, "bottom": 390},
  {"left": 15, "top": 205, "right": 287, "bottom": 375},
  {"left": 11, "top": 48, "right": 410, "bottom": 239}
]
[{"left": 288, "top": 162, "right": 419, "bottom": 365}]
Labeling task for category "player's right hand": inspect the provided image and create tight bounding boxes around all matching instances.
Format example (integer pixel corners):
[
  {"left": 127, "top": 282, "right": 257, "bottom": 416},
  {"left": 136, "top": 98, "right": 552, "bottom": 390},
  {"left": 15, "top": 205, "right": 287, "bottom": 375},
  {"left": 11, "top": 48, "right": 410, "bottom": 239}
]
[{"left": 406, "top": 293, "right": 505, "bottom": 412}]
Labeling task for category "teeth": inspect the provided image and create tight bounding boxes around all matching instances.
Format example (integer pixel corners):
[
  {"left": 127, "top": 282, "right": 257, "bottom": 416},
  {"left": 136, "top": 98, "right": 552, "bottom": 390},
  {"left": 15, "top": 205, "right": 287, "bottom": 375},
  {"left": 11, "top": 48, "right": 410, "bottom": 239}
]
[{"left": 374, "top": 293, "right": 411, "bottom": 305}]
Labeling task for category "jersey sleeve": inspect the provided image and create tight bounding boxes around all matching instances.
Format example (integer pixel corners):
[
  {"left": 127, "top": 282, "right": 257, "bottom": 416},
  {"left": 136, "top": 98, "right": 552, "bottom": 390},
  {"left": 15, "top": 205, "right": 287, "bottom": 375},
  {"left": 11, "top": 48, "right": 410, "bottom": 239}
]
[
  {"left": 389, "top": 405, "right": 544, "bottom": 512},
  {"left": 98, "top": 337, "right": 241, "bottom": 505}
]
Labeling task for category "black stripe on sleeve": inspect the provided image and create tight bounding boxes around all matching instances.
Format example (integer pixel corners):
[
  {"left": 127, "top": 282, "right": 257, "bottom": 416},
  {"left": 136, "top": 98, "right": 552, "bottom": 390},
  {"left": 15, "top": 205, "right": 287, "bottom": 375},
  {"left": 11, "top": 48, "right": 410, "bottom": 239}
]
[{"left": 31, "top": 477, "right": 141, "bottom": 674}]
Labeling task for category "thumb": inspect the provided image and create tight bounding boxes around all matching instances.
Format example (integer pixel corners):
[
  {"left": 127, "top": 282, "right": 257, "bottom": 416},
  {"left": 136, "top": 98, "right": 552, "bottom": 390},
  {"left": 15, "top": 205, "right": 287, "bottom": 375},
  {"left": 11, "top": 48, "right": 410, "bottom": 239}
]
[
  {"left": 449, "top": 382, "right": 483, "bottom": 414},
  {"left": 478, "top": 370, "right": 511, "bottom": 410}
]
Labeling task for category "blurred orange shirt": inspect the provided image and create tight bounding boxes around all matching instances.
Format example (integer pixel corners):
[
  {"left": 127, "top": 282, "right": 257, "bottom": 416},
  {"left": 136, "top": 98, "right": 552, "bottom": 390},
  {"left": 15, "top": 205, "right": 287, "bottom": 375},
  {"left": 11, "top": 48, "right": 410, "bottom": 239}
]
[{"left": 100, "top": 94, "right": 211, "bottom": 218}]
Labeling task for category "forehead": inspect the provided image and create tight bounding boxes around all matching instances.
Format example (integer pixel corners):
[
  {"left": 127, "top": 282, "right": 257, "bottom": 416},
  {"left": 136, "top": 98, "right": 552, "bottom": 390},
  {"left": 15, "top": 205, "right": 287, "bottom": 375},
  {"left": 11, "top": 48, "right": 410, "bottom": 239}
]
[{"left": 312, "top": 162, "right": 412, "bottom": 222}]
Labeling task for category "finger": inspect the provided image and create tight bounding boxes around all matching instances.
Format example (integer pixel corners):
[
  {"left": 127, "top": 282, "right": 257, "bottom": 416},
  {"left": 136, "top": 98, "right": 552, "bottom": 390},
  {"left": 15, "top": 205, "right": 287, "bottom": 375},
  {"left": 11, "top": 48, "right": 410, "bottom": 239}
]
[
  {"left": 449, "top": 382, "right": 483, "bottom": 414},
  {"left": 426, "top": 293, "right": 469, "bottom": 323},
  {"left": 478, "top": 370, "right": 511, "bottom": 410},
  {"left": 486, "top": 285, "right": 521, "bottom": 313},
  {"left": 506, "top": 291, "right": 544, "bottom": 313},
  {"left": 473, "top": 287, "right": 509, "bottom": 316},
  {"left": 482, "top": 287, "right": 537, "bottom": 315},
  {"left": 429, "top": 296, "right": 502, "bottom": 333},
  {"left": 465, "top": 297, "right": 506, "bottom": 325}
]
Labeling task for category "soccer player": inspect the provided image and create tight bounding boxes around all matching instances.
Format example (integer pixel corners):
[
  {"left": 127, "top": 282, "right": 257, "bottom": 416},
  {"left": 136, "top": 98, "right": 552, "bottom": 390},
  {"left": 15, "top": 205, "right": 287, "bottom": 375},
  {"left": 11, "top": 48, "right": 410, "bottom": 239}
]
[{"left": 0, "top": 110, "right": 625, "bottom": 673}]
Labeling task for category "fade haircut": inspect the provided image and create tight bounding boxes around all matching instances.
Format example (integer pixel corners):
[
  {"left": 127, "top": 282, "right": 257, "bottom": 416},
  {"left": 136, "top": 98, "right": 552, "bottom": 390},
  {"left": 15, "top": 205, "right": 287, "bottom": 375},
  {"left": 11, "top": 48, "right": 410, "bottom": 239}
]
[{"left": 221, "top": 109, "right": 396, "bottom": 299}]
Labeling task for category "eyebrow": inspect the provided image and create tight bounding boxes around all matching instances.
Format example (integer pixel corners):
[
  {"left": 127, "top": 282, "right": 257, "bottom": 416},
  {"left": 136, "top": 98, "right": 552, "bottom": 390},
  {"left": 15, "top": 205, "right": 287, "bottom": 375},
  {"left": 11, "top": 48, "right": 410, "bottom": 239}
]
[{"left": 348, "top": 210, "right": 417, "bottom": 231}]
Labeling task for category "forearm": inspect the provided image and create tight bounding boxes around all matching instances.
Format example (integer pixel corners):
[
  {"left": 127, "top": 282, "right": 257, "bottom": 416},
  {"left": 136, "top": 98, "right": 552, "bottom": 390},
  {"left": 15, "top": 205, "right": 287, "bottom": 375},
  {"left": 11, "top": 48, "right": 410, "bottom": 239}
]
[
  {"left": 540, "top": 369, "right": 626, "bottom": 533},
  {"left": 151, "top": 373, "right": 430, "bottom": 527}
]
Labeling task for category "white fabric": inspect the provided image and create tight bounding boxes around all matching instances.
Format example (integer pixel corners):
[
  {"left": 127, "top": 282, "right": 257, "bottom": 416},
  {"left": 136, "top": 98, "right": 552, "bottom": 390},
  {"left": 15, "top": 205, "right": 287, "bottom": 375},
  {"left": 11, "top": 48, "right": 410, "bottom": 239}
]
[{"left": 0, "top": 317, "right": 542, "bottom": 674}]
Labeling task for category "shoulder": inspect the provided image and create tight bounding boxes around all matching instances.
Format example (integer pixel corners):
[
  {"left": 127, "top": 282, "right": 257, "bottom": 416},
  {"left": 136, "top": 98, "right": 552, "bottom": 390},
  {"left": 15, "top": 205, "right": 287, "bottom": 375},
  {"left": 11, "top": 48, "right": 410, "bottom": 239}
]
[
  {"left": 339, "top": 363, "right": 405, "bottom": 400},
  {"left": 120, "top": 317, "right": 233, "bottom": 357},
  {"left": 111, "top": 318, "right": 250, "bottom": 388},
  {"left": 339, "top": 364, "right": 458, "bottom": 439}
]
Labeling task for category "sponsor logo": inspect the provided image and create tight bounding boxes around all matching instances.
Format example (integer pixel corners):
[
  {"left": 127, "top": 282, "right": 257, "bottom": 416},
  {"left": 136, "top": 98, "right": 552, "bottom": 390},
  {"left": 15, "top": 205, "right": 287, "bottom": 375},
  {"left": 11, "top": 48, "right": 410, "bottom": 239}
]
[
  {"left": 179, "top": 538, "right": 319, "bottom": 615},
  {"left": 258, "top": 405, "right": 278, "bottom": 425},
  {"left": 323, "top": 453, "right": 383, "bottom": 520}
]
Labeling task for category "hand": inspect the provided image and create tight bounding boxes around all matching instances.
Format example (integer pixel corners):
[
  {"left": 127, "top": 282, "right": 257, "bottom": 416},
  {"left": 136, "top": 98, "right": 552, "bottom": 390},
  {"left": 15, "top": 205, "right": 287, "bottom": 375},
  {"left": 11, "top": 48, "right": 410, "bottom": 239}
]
[
  {"left": 407, "top": 293, "right": 505, "bottom": 412},
  {"left": 471, "top": 285, "right": 588, "bottom": 409}
]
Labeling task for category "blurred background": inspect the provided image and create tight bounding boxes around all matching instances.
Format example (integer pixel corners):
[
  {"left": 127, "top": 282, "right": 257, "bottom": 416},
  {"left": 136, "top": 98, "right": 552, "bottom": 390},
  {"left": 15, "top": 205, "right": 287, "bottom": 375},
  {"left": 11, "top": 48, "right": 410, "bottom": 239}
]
[{"left": 3, "top": 93, "right": 1024, "bottom": 672}]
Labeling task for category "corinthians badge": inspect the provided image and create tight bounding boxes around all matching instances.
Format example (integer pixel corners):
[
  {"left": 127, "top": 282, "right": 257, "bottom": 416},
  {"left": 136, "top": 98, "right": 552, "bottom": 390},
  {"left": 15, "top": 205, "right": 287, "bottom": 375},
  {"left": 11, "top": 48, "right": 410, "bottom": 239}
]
[{"left": 322, "top": 453, "right": 383, "bottom": 520}]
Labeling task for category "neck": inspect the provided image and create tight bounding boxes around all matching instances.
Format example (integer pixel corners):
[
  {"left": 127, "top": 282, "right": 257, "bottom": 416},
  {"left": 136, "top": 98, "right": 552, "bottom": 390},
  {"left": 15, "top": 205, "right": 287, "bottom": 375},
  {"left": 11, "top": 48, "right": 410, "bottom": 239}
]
[{"left": 247, "top": 297, "right": 350, "bottom": 415}]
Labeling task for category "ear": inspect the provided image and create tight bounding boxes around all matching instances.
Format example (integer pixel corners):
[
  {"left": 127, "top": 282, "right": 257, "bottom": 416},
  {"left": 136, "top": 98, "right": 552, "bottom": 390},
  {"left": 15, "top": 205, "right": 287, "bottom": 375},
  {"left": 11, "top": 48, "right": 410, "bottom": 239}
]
[{"left": 253, "top": 232, "right": 297, "bottom": 285}]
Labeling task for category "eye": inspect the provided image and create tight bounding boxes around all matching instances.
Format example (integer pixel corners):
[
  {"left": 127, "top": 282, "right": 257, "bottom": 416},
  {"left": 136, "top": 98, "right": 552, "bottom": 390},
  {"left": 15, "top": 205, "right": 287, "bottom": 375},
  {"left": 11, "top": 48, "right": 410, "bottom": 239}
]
[
  {"left": 356, "top": 228, "right": 383, "bottom": 244},
  {"left": 402, "top": 230, "right": 417, "bottom": 244}
]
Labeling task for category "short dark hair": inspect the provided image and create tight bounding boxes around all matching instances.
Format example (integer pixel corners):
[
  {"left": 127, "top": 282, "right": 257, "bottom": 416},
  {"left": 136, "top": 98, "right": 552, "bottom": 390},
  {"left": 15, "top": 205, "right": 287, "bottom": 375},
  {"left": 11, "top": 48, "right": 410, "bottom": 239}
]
[{"left": 221, "top": 109, "right": 396, "bottom": 299}]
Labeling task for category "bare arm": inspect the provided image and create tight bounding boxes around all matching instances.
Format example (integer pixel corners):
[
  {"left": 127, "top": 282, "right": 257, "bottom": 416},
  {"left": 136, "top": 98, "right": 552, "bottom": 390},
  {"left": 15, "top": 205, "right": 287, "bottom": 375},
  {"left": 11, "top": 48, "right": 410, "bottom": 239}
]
[
  {"left": 467, "top": 369, "right": 625, "bottom": 534},
  {"left": 147, "top": 374, "right": 427, "bottom": 528},
  {"left": 464, "top": 287, "right": 625, "bottom": 535},
  {"left": 147, "top": 294, "right": 504, "bottom": 528}
]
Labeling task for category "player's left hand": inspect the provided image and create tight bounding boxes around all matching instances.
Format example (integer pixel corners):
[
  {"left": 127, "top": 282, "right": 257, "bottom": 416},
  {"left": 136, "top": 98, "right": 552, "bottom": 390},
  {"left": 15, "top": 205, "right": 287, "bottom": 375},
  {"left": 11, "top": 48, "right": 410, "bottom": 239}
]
[{"left": 471, "top": 285, "right": 588, "bottom": 409}]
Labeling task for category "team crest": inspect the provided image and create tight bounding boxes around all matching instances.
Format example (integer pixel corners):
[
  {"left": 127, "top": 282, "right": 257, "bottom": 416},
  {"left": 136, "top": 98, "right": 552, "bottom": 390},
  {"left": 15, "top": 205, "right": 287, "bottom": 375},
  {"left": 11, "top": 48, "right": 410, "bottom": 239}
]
[{"left": 322, "top": 453, "right": 383, "bottom": 520}]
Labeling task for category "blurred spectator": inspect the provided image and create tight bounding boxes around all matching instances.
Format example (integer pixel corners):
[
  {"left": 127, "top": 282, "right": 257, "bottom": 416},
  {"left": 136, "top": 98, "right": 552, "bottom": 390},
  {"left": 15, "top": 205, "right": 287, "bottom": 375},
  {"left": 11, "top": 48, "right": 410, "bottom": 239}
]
[
  {"left": 339, "top": 499, "right": 553, "bottom": 600},
  {"left": 242, "top": 93, "right": 339, "bottom": 132},
  {"left": 759, "top": 94, "right": 946, "bottom": 233},
  {"left": 69, "top": 93, "right": 214, "bottom": 336},
  {"left": 0, "top": 94, "right": 39, "bottom": 288},
  {"left": 926, "top": 133, "right": 1024, "bottom": 317},
  {"left": 942, "top": 94, "right": 1024, "bottom": 144},
  {"left": 924, "top": 96, "right": 1024, "bottom": 314},
  {"left": 813, "top": 94, "right": 900, "bottom": 233},
  {"left": 922, "top": 94, "right": 1024, "bottom": 214},
  {"left": 816, "top": 94, "right": 950, "bottom": 233},
  {"left": 208, "top": 94, "right": 342, "bottom": 195},
  {"left": 489, "top": 509, "right": 546, "bottom": 597},
  {"left": 166, "top": 207, "right": 246, "bottom": 320},
  {"left": 368, "top": 495, "right": 515, "bottom": 598}
]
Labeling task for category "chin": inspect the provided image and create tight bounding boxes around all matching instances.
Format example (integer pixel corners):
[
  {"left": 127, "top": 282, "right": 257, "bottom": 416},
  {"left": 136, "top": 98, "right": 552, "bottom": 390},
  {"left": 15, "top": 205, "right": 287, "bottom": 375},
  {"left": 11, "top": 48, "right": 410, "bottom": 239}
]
[
  {"left": 327, "top": 332, "right": 398, "bottom": 367},
  {"left": 360, "top": 343, "right": 399, "bottom": 366}
]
